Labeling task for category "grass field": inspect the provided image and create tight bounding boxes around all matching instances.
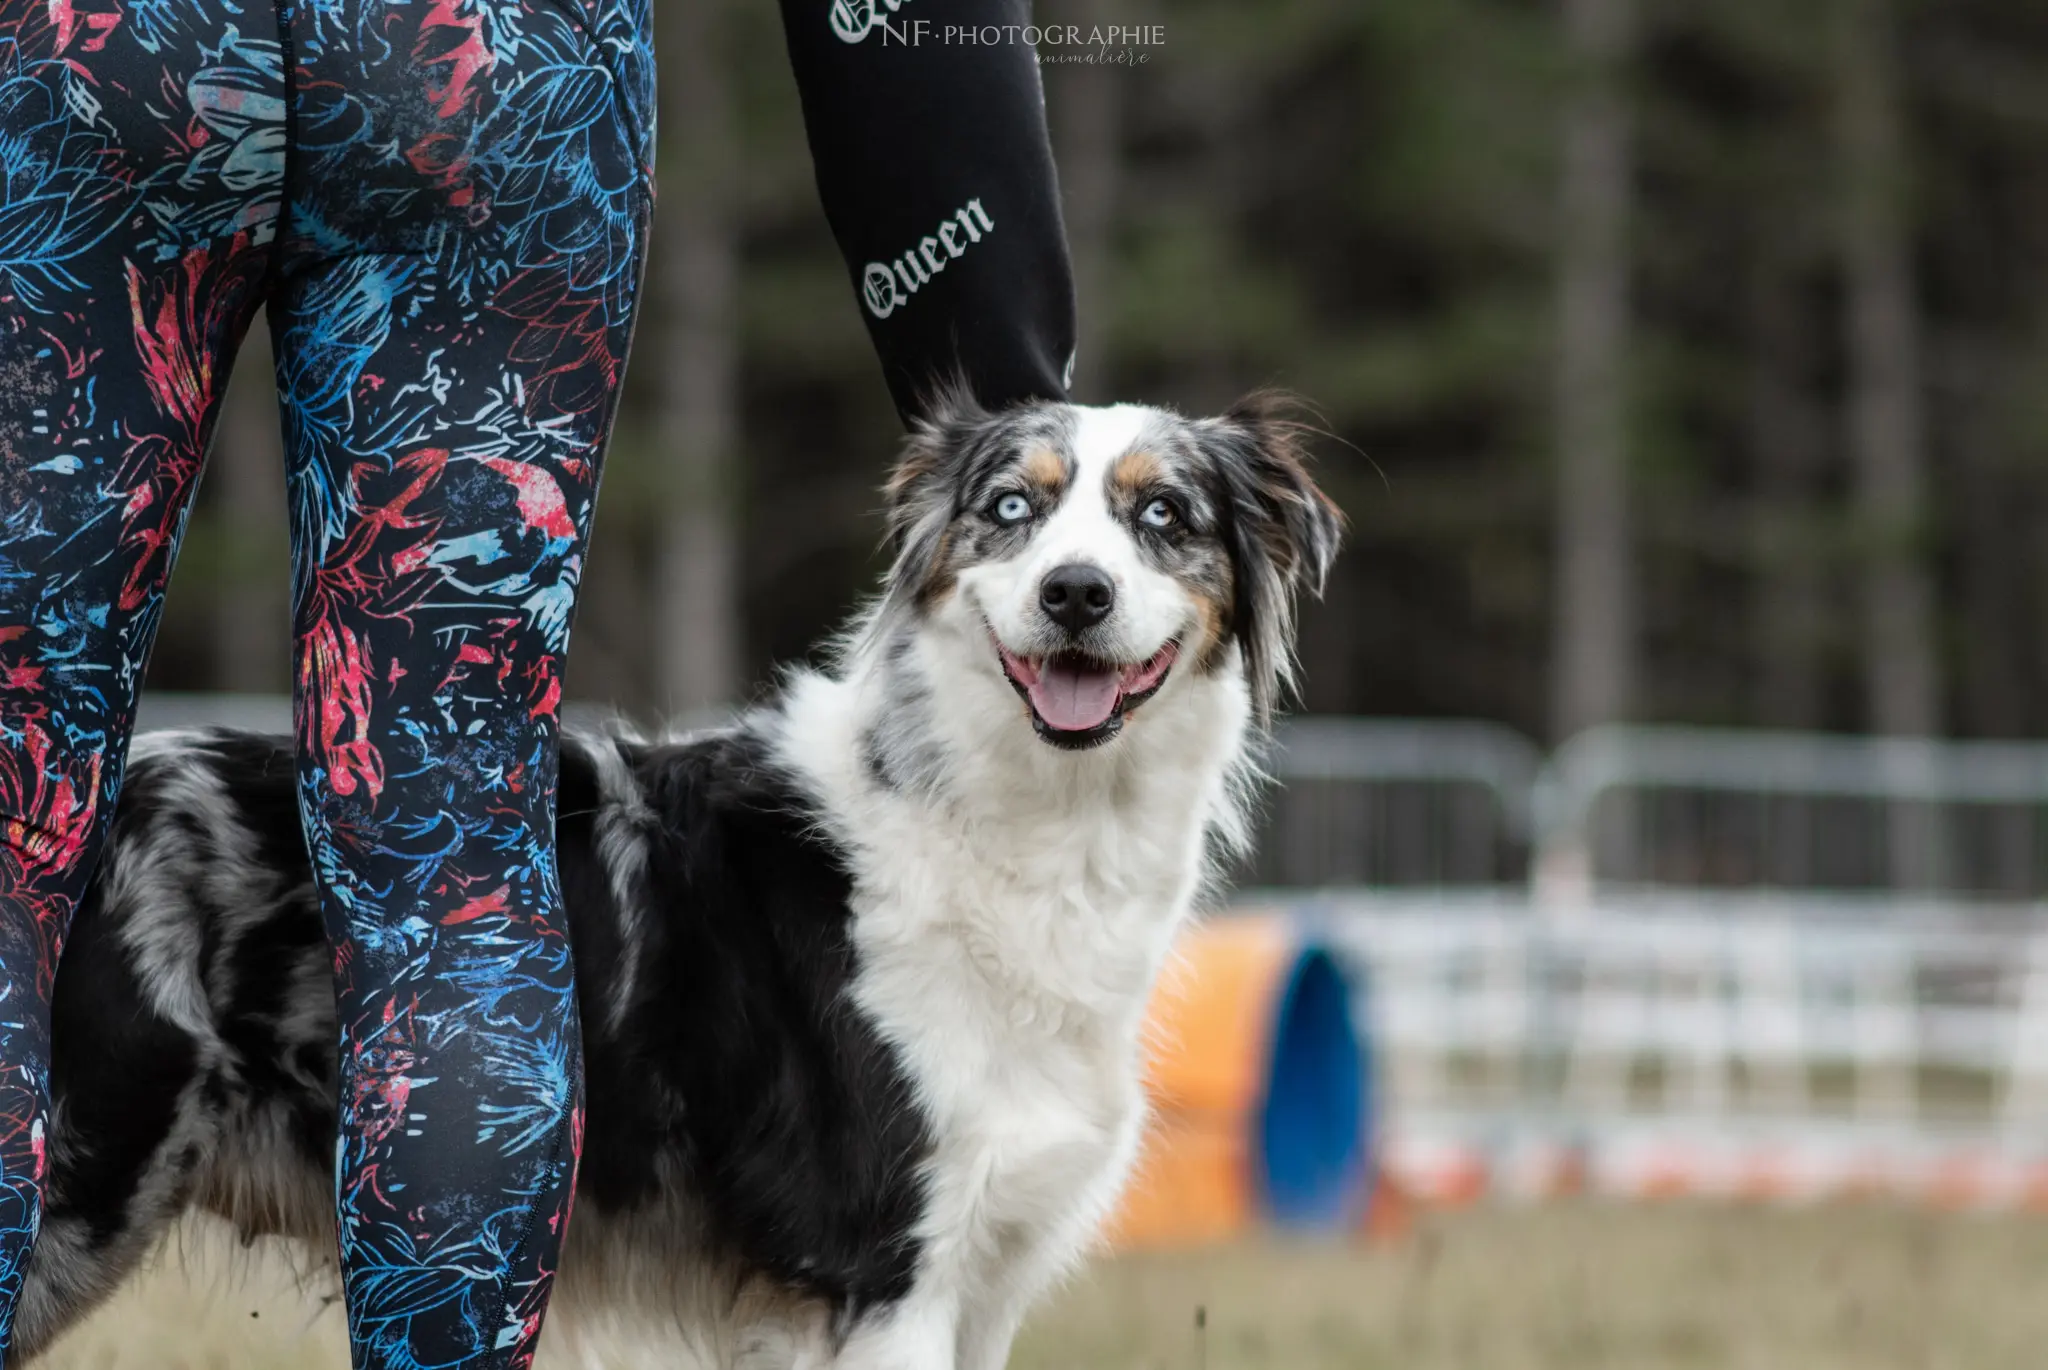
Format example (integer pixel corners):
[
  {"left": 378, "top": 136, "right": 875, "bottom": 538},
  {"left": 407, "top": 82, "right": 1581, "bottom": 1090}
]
[
  {"left": 1012, "top": 1205, "right": 2048, "bottom": 1370},
  {"left": 40, "top": 1204, "right": 2048, "bottom": 1368}
]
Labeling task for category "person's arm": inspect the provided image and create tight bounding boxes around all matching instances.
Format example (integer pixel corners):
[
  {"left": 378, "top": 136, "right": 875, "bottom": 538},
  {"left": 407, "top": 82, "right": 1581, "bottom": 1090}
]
[{"left": 778, "top": 0, "right": 1078, "bottom": 424}]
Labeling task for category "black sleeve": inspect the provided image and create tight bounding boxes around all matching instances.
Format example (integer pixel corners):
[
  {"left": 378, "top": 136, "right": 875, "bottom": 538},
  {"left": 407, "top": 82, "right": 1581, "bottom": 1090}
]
[{"left": 777, "top": 0, "right": 1078, "bottom": 425}]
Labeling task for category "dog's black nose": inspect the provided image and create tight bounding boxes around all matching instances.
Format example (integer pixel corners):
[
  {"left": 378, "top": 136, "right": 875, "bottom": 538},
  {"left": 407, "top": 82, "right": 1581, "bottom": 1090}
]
[{"left": 1039, "top": 564, "right": 1116, "bottom": 633}]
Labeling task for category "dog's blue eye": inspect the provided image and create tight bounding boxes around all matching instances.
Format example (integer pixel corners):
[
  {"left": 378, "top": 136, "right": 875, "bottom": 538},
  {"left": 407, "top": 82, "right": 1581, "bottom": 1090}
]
[
  {"left": 992, "top": 493, "right": 1032, "bottom": 525},
  {"left": 1140, "top": 498, "right": 1178, "bottom": 529}
]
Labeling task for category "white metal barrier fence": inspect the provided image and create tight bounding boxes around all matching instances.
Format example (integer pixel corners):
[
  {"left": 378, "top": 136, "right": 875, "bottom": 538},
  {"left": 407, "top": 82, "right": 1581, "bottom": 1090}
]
[
  {"left": 1288, "top": 892, "right": 2048, "bottom": 1204},
  {"left": 1535, "top": 726, "right": 2048, "bottom": 898},
  {"left": 1249, "top": 718, "right": 1540, "bottom": 888},
  {"left": 1260, "top": 718, "right": 2048, "bottom": 899}
]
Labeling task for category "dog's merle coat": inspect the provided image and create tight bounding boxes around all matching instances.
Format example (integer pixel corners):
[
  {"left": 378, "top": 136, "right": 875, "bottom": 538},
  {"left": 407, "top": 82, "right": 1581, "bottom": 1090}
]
[
  {"left": 28, "top": 723, "right": 924, "bottom": 1352},
  {"left": 17, "top": 396, "right": 1340, "bottom": 1369}
]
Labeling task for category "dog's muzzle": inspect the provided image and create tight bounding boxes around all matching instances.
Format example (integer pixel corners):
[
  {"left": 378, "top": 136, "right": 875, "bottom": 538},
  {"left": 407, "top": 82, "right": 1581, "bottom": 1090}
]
[{"left": 993, "top": 635, "right": 1179, "bottom": 750}]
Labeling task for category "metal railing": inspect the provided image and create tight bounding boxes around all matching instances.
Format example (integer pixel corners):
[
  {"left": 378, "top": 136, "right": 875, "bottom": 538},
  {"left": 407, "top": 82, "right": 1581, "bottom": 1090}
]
[
  {"left": 1254, "top": 718, "right": 2048, "bottom": 899},
  {"left": 1288, "top": 892, "right": 2048, "bottom": 1181},
  {"left": 1246, "top": 717, "right": 1542, "bottom": 888},
  {"left": 1532, "top": 726, "right": 2048, "bottom": 899}
]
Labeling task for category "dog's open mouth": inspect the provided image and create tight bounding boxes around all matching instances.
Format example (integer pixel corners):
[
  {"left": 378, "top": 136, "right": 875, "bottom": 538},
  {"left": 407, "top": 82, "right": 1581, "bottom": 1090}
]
[{"left": 994, "top": 636, "right": 1179, "bottom": 749}]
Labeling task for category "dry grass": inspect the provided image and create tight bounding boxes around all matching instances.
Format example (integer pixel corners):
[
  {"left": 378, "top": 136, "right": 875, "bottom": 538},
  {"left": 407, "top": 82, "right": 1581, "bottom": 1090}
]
[
  {"left": 38, "top": 1204, "right": 2048, "bottom": 1369},
  {"left": 37, "top": 1223, "right": 349, "bottom": 1370},
  {"left": 1013, "top": 1204, "right": 2048, "bottom": 1370}
]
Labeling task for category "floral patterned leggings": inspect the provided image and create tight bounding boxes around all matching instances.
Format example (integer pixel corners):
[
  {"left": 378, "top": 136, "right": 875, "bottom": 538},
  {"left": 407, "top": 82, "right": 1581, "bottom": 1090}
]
[{"left": 0, "top": 1, "right": 652, "bottom": 1364}]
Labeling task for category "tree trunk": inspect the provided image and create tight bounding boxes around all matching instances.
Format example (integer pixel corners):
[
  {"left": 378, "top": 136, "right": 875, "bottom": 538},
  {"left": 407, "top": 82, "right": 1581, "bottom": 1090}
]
[
  {"left": 652, "top": 0, "right": 743, "bottom": 719},
  {"left": 1550, "top": 0, "right": 1637, "bottom": 743},
  {"left": 1748, "top": 251, "right": 1826, "bottom": 731},
  {"left": 1835, "top": 0, "right": 1945, "bottom": 888},
  {"left": 213, "top": 319, "right": 289, "bottom": 693},
  {"left": 1947, "top": 337, "right": 2025, "bottom": 739},
  {"left": 1837, "top": 0, "right": 1939, "bottom": 740},
  {"left": 1044, "top": 0, "right": 1124, "bottom": 399}
]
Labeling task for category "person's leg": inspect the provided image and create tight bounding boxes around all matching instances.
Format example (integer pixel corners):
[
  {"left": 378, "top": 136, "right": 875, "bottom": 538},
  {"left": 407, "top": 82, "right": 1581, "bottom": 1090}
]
[
  {"left": 270, "top": 3, "right": 652, "bottom": 1365},
  {"left": 0, "top": 6, "right": 279, "bottom": 1353}
]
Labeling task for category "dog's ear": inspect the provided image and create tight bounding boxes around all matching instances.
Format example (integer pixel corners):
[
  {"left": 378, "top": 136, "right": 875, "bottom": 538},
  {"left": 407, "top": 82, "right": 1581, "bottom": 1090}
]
[
  {"left": 1220, "top": 390, "right": 1343, "bottom": 594},
  {"left": 884, "top": 382, "right": 986, "bottom": 554},
  {"left": 1207, "top": 390, "right": 1345, "bottom": 723},
  {"left": 876, "top": 381, "right": 990, "bottom": 616}
]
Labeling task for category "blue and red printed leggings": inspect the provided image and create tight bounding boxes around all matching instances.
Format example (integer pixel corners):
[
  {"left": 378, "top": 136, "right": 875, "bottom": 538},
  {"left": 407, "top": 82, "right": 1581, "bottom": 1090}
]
[{"left": 0, "top": 1, "right": 652, "bottom": 1364}]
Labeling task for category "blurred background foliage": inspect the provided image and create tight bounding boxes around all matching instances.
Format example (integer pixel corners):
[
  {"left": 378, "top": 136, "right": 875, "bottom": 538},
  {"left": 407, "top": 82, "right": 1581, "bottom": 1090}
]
[{"left": 151, "top": 0, "right": 2048, "bottom": 746}]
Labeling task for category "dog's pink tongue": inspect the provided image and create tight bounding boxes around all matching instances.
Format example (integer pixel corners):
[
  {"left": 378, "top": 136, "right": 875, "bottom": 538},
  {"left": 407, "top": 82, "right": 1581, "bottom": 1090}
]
[{"left": 1028, "top": 659, "right": 1121, "bottom": 731}]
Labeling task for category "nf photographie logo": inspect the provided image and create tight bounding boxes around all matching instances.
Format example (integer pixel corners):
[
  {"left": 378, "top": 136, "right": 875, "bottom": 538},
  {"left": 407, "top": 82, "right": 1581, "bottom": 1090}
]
[
  {"left": 864, "top": 199, "right": 995, "bottom": 320},
  {"left": 830, "top": 0, "right": 1165, "bottom": 58}
]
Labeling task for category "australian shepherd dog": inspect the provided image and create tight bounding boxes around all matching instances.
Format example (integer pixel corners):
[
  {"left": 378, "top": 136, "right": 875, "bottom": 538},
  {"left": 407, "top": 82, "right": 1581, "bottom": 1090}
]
[{"left": 13, "top": 392, "right": 1341, "bottom": 1368}]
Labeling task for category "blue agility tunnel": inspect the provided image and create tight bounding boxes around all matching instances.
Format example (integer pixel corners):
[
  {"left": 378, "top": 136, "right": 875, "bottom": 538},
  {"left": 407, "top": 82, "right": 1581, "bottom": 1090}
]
[
  {"left": 1258, "top": 943, "right": 1370, "bottom": 1226},
  {"left": 1109, "top": 914, "right": 1373, "bottom": 1246}
]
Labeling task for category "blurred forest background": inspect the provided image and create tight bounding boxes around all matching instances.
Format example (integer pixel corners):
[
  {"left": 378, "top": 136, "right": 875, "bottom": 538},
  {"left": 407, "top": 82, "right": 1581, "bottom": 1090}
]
[{"left": 148, "top": 0, "right": 2048, "bottom": 745}]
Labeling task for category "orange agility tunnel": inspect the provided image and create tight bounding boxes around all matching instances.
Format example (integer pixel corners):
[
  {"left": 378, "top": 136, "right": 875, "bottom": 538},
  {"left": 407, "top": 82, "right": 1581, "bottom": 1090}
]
[{"left": 1109, "top": 912, "right": 1371, "bottom": 1248}]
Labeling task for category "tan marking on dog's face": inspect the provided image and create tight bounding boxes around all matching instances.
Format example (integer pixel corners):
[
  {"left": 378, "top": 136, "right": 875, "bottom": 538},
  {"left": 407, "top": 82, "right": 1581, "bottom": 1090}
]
[
  {"left": 1108, "top": 449, "right": 1166, "bottom": 507},
  {"left": 1187, "top": 581, "right": 1234, "bottom": 676},
  {"left": 1022, "top": 447, "right": 1068, "bottom": 497}
]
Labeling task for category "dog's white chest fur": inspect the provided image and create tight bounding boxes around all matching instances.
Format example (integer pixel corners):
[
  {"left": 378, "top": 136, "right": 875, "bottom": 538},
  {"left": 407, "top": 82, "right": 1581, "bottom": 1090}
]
[{"left": 768, "top": 644, "right": 1248, "bottom": 1370}]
